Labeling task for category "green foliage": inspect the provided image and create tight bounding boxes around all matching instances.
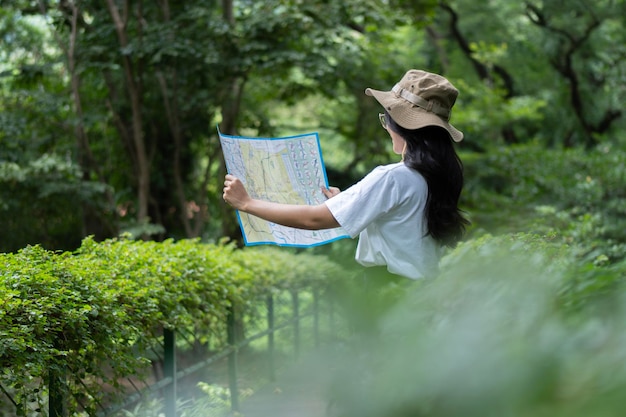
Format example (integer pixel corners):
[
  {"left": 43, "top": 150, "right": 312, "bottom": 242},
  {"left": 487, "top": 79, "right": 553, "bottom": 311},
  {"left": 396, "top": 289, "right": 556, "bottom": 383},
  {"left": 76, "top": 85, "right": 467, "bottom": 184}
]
[
  {"left": 0, "top": 237, "right": 346, "bottom": 416},
  {"left": 0, "top": 154, "right": 111, "bottom": 252},
  {"left": 453, "top": 77, "right": 547, "bottom": 145},
  {"left": 329, "top": 233, "right": 626, "bottom": 417},
  {"left": 443, "top": 232, "right": 626, "bottom": 314},
  {"left": 3, "top": 0, "right": 625, "bottom": 247},
  {"left": 462, "top": 143, "right": 626, "bottom": 263}
]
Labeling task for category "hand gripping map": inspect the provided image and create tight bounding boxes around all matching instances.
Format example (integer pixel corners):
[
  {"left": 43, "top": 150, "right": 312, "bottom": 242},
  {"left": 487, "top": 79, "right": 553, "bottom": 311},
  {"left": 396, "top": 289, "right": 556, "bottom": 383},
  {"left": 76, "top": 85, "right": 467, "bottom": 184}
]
[{"left": 219, "top": 129, "right": 349, "bottom": 247}]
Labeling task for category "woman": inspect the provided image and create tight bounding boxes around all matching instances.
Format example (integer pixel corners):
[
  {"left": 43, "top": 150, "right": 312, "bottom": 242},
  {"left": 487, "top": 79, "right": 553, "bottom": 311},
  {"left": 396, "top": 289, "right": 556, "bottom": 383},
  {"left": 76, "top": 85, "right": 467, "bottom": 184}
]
[{"left": 223, "top": 69, "right": 469, "bottom": 281}]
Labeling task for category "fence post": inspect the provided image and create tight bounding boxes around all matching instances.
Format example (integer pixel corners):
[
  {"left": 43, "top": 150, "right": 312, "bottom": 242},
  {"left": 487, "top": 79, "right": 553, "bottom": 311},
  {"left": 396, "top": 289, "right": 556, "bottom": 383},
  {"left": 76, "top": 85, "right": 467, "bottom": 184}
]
[
  {"left": 48, "top": 365, "right": 66, "bottom": 417},
  {"left": 266, "top": 294, "right": 276, "bottom": 382},
  {"left": 163, "top": 328, "right": 177, "bottom": 417},
  {"left": 292, "top": 290, "right": 300, "bottom": 358},
  {"left": 227, "top": 303, "right": 240, "bottom": 412}
]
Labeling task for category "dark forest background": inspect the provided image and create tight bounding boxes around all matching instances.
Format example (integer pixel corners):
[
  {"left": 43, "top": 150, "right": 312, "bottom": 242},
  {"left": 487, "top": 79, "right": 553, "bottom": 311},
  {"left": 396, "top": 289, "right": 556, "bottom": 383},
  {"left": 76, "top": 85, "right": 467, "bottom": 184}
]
[{"left": 1, "top": 0, "right": 625, "bottom": 256}]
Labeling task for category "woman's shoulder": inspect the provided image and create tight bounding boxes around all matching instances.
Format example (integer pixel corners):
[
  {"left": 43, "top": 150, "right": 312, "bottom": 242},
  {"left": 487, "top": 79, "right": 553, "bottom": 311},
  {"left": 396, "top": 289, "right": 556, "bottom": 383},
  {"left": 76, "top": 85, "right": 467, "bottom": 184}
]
[
  {"left": 372, "top": 162, "right": 423, "bottom": 179},
  {"left": 372, "top": 161, "right": 404, "bottom": 171},
  {"left": 363, "top": 162, "right": 426, "bottom": 190},
  {"left": 368, "top": 162, "right": 408, "bottom": 177}
]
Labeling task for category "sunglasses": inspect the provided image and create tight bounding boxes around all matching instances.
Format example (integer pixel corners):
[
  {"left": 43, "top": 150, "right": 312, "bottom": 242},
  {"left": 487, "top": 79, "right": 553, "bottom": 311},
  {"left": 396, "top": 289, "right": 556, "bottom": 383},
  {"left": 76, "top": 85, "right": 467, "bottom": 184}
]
[{"left": 378, "top": 113, "right": 387, "bottom": 129}]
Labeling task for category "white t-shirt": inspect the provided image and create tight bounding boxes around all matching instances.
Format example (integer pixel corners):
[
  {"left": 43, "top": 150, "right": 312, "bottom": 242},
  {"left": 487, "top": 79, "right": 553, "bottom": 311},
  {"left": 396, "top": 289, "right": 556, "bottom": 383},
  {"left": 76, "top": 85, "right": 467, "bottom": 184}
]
[{"left": 324, "top": 162, "right": 441, "bottom": 280}]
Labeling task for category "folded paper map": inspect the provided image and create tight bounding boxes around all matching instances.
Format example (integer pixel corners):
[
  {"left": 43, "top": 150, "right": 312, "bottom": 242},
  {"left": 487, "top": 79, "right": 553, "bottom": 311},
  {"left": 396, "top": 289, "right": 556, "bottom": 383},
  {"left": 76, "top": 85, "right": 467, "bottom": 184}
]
[{"left": 219, "top": 129, "right": 349, "bottom": 247}]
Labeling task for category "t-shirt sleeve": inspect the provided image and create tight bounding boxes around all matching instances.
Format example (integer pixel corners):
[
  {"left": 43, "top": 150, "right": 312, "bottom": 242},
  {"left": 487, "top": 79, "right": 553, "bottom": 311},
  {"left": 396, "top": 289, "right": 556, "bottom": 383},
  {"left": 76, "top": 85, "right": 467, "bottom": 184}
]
[{"left": 324, "top": 167, "right": 401, "bottom": 238}]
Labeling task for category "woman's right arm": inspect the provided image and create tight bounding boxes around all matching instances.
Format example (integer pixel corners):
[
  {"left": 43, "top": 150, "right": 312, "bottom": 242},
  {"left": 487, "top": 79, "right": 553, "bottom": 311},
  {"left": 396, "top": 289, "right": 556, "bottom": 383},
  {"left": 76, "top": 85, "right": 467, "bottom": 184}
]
[{"left": 223, "top": 174, "right": 340, "bottom": 230}]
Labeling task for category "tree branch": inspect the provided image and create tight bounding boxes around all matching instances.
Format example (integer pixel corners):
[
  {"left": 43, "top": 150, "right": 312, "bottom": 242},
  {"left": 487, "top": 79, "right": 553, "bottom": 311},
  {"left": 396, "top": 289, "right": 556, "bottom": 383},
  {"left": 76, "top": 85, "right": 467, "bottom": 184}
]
[{"left": 524, "top": 1, "right": 610, "bottom": 147}]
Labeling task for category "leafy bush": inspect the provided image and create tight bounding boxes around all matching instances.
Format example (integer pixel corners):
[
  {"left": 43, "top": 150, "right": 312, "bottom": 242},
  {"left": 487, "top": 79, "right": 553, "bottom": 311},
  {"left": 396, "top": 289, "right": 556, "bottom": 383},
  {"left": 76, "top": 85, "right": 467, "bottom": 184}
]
[{"left": 0, "top": 237, "right": 345, "bottom": 416}]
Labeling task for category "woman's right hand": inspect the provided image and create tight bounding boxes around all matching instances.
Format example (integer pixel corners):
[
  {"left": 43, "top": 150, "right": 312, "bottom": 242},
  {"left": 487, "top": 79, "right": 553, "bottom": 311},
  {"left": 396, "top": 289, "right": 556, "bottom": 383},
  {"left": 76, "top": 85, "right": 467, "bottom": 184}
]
[{"left": 223, "top": 174, "right": 251, "bottom": 210}]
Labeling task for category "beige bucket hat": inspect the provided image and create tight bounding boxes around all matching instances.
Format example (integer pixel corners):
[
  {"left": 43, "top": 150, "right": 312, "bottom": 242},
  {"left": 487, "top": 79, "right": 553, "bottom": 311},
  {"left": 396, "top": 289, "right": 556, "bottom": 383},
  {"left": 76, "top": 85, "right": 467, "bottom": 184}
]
[{"left": 365, "top": 69, "right": 464, "bottom": 142}]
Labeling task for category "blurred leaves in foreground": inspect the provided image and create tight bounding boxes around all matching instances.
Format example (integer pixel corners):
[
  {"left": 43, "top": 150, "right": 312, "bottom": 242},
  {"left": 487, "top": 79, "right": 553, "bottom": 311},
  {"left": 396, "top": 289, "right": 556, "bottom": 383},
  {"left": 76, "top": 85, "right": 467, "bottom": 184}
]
[{"left": 326, "top": 233, "right": 626, "bottom": 417}]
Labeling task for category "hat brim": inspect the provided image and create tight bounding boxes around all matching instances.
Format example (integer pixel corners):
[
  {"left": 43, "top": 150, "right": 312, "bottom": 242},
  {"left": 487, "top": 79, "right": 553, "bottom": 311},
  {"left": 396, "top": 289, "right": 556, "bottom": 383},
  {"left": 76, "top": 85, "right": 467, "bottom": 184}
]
[{"left": 365, "top": 88, "right": 464, "bottom": 142}]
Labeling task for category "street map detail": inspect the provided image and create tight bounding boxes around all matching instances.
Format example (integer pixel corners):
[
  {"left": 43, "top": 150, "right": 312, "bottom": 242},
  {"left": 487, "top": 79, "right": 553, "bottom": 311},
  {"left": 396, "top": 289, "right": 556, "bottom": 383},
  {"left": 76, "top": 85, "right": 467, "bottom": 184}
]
[{"left": 219, "top": 130, "right": 349, "bottom": 247}]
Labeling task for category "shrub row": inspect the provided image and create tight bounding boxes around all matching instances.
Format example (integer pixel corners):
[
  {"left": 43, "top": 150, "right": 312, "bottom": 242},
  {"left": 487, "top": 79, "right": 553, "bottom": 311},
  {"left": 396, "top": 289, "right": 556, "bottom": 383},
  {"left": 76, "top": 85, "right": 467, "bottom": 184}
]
[{"left": 0, "top": 237, "right": 346, "bottom": 415}]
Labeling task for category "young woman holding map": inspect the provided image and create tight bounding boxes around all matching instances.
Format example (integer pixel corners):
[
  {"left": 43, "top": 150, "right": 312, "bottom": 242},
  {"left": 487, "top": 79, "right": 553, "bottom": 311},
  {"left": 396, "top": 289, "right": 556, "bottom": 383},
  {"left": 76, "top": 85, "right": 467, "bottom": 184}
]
[{"left": 223, "top": 69, "right": 469, "bottom": 282}]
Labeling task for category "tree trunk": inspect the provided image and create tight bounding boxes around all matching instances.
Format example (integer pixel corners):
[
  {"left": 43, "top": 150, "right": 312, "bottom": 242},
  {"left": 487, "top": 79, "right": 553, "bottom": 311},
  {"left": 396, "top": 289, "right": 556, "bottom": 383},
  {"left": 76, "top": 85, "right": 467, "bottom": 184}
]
[
  {"left": 106, "top": 0, "right": 151, "bottom": 225},
  {"left": 43, "top": 0, "right": 117, "bottom": 239}
]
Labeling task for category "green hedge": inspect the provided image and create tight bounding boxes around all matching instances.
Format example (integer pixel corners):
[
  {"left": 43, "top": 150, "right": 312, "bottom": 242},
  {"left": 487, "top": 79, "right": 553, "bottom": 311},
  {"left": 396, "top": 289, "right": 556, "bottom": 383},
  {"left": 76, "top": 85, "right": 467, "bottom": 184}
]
[
  {"left": 442, "top": 232, "right": 626, "bottom": 314},
  {"left": 0, "top": 237, "right": 345, "bottom": 415}
]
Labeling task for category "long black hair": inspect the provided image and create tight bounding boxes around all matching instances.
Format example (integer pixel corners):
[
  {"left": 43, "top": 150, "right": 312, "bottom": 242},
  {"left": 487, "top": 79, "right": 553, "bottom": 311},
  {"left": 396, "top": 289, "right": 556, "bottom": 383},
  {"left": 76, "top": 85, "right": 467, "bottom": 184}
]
[{"left": 385, "top": 112, "right": 470, "bottom": 247}]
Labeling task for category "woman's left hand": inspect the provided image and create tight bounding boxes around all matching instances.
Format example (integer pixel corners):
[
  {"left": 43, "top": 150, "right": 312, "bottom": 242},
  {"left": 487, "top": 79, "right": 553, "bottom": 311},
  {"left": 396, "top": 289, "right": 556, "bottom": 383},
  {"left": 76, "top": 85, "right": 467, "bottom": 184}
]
[
  {"left": 321, "top": 186, "right": 341, "bottom": 199},
  {"left": 223, "top": 174, "right": 251, "bottom": 210}
]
